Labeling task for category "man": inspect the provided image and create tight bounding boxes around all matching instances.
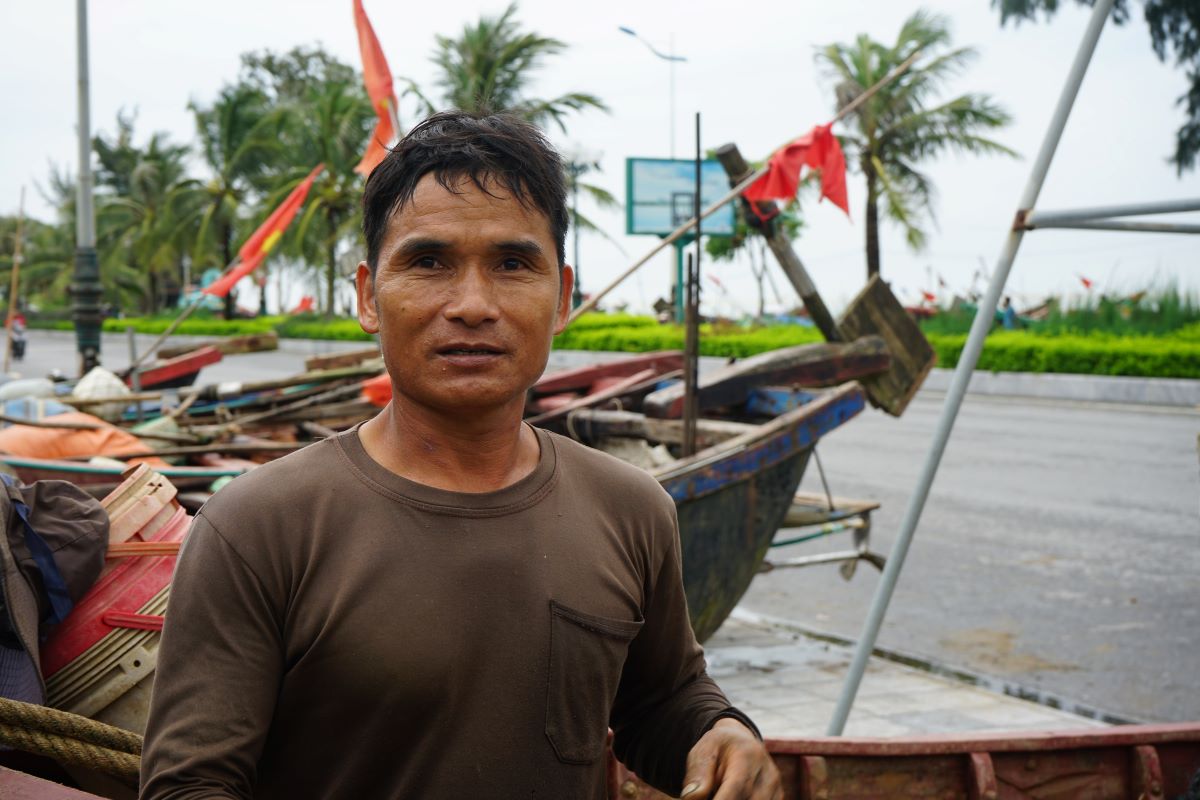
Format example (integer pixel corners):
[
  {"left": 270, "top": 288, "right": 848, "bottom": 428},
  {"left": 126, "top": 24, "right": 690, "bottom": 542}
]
[{"left": 140, "top": 111, "right": 781, "bottom": 800}]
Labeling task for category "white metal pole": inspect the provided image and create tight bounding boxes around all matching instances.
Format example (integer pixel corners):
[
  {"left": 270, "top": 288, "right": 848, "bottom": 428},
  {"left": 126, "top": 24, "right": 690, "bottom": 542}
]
[{"left": 826, "top": 0, "right": 1118, "bottom": 736}]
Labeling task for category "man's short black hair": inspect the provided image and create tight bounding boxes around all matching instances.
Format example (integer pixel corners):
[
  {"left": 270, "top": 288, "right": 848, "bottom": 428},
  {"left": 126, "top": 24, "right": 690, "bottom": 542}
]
[{"left": 362, "top": 110, "right": 569, "bottom": 274}]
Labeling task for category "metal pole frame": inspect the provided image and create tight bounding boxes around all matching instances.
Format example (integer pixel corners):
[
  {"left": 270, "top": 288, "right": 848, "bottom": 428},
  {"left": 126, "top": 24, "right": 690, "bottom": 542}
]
[{"left": 827, "top": 0, "right": 1119, "bottom": 735}]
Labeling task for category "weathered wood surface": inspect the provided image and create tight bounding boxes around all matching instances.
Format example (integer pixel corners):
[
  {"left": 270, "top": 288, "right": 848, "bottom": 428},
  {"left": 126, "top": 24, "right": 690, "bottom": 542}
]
[
  {"left": 531, "top": 351, "right": 684, "bottom": 395},
  {"left": 563, "top": 408, "right": 756, "bottom": 448},
  {"left": 641, "top": 337, "right": 888, "bottom": 419},
  {"left": 133, "top": 346, "right": 222, "bottom": 390},
  {"left": 527, "top": 369, "right": 682, "bottom": 432},
  {"left": 838, "top": 274, "right": 936, "bottom": 417},
  {"left": 652, "top": 384, "right": 867, "bottom": 642},
  {"left": 303, "top": 345, "right": 381, "bottom": 372},
  {"left": 610, "top": 723, "right": 1200, "bottom": 800},
  {"left": 157, "top": 331, "right": 279, "bottom": 360}
]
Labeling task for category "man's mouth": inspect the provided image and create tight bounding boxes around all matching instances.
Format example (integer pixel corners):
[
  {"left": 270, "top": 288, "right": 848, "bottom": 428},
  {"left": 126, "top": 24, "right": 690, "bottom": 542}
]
[{"left": 437, "top": 345, "right": 504, "bottom": 356}]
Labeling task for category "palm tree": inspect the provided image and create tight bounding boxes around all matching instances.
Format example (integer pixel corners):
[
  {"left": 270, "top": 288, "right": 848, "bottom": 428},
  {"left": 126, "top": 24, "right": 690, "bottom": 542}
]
[
  {"left": 818, "top": 11, "right": 1016, "bottom": 280},
  {"left": 401, "top": 3, "right": 607, "bottom": 132},
  {"left": 276, "top": 78, "right": 376, "bottom": 316},
  {"left": 190, "top": 85, "right": 286, "bottom": 315},
  {"left": 94, "top": 114, "right": 206, "bottom": 313}
]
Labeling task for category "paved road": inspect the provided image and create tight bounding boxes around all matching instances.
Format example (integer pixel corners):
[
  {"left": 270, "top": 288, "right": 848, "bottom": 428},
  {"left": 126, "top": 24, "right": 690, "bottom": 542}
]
[
  {"left": 15, "top": 331, "right": 1200, "bottom": 723},
  {"left": 742, "top": 391, "right": 1199, "bottom": 724}
]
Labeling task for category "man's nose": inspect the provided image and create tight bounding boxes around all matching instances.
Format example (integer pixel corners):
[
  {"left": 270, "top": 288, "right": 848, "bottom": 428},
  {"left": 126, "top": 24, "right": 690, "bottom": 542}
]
[{"left": 443, "top": 266, "right": 501, "bottom": 326}]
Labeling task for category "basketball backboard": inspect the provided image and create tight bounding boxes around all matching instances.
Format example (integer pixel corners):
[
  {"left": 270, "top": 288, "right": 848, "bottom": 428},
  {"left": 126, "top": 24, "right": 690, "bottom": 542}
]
[{"left": 625, "top": 158, "right": 735, "bottom": 237}]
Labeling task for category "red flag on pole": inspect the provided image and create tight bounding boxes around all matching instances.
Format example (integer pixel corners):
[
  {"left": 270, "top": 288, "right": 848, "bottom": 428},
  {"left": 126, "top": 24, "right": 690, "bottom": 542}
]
[
  {"left": 203, "top": 165, "right": 325, "bottom": 298},
  {"left": 743, "top": 124, "right": 850, "bottom": 216},
  {"left": 1078, "top": 275, "right": 1095, "bottom": 290},
  {"left": 354, "top": 0, "right": 393, "bottom": 112},
  {"left": 353, "top": 0, "right": 397, "bottom": 176},
  {"left": 355, "top": 114, "right": 395, "bottom": 176}
]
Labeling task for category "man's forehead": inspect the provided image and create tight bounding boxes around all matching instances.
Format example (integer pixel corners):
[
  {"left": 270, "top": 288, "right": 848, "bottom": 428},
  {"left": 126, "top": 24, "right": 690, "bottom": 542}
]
[{"left": 383, "top": 173, "right": 552, "bottom": 240}]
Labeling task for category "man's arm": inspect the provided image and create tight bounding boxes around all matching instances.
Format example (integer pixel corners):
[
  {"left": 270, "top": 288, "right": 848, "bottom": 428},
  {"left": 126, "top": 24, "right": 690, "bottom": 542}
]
[
  {"left": 139, "top": 514, "right": 285, "bottom": 800},
  {"left": 608, "top": 504, "right": 768, "bottom": 794}
]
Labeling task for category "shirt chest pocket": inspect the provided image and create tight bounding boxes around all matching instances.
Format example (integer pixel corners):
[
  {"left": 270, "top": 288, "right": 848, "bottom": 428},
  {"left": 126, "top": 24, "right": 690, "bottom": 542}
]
[{"left": 545, "top": 600, "right": 644, "bottom": 764}]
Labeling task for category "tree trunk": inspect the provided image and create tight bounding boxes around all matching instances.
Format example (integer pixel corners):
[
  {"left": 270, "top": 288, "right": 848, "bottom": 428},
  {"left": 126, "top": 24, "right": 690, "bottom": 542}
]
[
  {"left": 221, "top": 219, "right": 236, "bottom": 319},
  {"left": 147, "top": 269, "right": 159, "bottom": 316},
  {"left": 259, "top": 265, "right": 269, "bottom": 316},
  {"left": 325, "top": 240, "right": 337, "bottom": 319},
  {"left": 864, "top": 161, "right": 881, "bottom": 281},
  {"left": 324, "top": 211, "right": 340, "bottom": 318}
]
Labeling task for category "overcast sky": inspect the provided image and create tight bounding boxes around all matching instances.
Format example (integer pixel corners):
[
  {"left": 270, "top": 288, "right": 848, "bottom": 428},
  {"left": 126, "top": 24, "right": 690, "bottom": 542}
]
[{"left": 1, "top": 0, "right": 1196, "bottom": 316}]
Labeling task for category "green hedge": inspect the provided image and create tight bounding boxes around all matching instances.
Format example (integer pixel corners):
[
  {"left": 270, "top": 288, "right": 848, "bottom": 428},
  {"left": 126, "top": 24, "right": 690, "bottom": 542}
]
[
  {"left": 927, "top": 332, "right": 1200, "bottom": 379},
  {"left": 29, "top": 312, "right": 1200, "bottom": 379}
]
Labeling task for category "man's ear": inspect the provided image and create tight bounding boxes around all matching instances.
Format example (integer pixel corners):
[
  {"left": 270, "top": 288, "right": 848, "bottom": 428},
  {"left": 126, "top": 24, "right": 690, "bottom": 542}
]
[
  {"left": 356, "top": 262, "right": 379, "bottom": 334},
  {"left": 553, "top": 265, "right": 575, "bottom": 335}
]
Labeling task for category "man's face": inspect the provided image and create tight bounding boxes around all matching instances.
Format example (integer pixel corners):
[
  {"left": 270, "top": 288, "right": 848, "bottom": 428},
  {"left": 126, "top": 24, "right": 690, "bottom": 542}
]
[{"left": 356, "top": 173, "right": 573, "bottom": 417}]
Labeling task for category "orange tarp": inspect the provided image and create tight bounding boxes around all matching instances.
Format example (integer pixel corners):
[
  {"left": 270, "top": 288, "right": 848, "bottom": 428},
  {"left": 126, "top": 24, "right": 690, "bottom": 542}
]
[{"left": 0, "top": 412, "right": 169, "bottom": 466}]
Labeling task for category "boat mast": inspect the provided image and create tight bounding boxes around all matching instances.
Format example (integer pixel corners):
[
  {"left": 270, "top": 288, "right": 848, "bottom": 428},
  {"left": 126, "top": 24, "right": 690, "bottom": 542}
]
[{"left": 72, "top": 0, "right": 103, "bottom": 375}]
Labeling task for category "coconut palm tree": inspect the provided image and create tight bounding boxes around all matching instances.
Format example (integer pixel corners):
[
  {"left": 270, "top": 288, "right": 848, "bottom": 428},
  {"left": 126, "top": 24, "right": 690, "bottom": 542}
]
[
  {"left": 277, "top": 78, "right": 376, "bottom": 316},
  {"left": 818, "top": 10, "right": 1016, "bottom": 280},
  {"left": 401, "top": 2, "right": 607, "bottom": 132},
  {"left": 94, "top": 115, "right": 206, "bottom": 313},
  {"left": 190, "top": 85, "right": 286, "bottom": 315}
]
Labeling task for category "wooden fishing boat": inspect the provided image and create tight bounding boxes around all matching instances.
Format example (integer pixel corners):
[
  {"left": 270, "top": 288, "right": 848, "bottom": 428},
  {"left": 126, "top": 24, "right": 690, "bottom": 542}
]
[
  {"left": 568, "top": 381, "right": 865, "bottom": 642},
  {"left": 0, "top": 454, "right": 245, "bottom": 494},
  {"left": 126, "top": 345, "right": 223, "bottom": 391},
  {"left": 4, "top": 719, "right": 1196, "bottom": 799},
  {"left": 606, "top": 723, "right": 1200, "bottom": 799}
]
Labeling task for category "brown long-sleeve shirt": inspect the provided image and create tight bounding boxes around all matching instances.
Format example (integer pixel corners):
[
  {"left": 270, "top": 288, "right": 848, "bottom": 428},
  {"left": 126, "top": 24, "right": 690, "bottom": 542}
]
[{"left": 140, "top": 424, "right": 754, "bottom": 799}]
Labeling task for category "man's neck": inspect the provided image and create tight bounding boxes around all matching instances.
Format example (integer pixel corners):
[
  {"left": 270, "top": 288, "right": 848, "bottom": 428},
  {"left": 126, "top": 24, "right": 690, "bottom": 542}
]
[{"left": 358, "top": 398, "right": 540, "bottom": 493}]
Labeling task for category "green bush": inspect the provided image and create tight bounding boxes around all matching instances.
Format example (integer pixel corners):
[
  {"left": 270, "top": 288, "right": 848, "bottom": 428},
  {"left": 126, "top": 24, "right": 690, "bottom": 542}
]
[
  {"left": 928, "top": 332, "right": 1200, "bottom": 379},
  {"left": 275, "top": 316, "right": 374, "bottom": 341}
]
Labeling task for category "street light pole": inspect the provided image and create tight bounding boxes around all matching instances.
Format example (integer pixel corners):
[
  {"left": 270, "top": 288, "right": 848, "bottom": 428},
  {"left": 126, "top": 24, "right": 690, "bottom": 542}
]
[
  {"left": 73, "top": 0, "right": 102, "bottom": 374},
  {"left": 618, "top": 26, "right": 687, "bottom": 158}
]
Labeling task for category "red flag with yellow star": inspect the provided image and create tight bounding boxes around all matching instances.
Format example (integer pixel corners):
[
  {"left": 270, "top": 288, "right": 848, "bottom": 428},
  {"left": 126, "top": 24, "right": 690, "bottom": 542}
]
[{"left": 203, "top": 165, "right": 324, "bottom": 298}]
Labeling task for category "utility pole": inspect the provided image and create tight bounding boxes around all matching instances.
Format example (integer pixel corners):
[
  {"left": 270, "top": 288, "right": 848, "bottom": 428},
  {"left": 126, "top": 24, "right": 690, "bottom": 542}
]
[{"left": 72, "top": 0, "right": 103, "bottom": 374}]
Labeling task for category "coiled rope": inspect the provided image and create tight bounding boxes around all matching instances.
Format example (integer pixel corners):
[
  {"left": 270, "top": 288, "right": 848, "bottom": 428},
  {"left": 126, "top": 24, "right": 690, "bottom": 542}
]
[{"left": 0, "top": 696, "right": 142, "bottom": 786}]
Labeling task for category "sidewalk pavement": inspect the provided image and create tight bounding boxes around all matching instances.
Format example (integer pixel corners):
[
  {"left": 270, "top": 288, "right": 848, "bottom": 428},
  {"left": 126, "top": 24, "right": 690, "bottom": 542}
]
[{"left": 706, "top": 610, "right": 1107, "bottom": 738}]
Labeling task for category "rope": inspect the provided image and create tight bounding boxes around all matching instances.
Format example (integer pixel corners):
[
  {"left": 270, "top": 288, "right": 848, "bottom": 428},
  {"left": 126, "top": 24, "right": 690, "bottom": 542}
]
[{"left": 0, "top": 697, "right": 142, "bottom": 785}]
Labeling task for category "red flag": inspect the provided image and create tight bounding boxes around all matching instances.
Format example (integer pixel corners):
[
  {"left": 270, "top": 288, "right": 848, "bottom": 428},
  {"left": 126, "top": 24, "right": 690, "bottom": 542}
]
[
  {"left": 355, "top": 113, "right": 395, "bottom": 176},
  {"left": 354, "top": 0, "right": 393, "bottom": 113},
  {"left": 354, "top": 0, "right": 397, "bottom": 175},
  {"left": 289, "top": 295, "right": 315, "bottom": 315},
  {"left": 743, "top": 124, "right": 849, "bottom": 216},
  {"left": 1078, "top": 275, "right": 1094, "bottom": 290},
  {"left": 204, "top": 165, "right": 324, "bottom": 298},
  {"left": 921, "top": 291, "right": 936, "bottom": 303}
]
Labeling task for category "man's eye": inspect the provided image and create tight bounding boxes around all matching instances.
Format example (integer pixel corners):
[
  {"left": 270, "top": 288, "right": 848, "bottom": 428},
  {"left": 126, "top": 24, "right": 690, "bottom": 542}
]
[
  {"left": 500, "top": 258, "right": 525, "bottom": 271},
  {"left": 414, "top": 256, "right": 440, "bottom": 269}
]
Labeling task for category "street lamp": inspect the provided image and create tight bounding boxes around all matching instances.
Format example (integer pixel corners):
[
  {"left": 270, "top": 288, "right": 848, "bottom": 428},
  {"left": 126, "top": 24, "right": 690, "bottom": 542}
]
[
  {"left": 618, "top": 26, "right": 687, "bottom": 158},
  {"left": 563, "top": 145, "right": 603, "bottom": 310}
]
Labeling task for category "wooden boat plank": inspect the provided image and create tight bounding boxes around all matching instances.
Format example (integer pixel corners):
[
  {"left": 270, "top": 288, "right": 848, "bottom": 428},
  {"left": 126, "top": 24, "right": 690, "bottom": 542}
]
[
  {"left": 531, "top": 351, "right": 684, "bottom": 394},
  {"left": 839, "top": 275, "right": 937, "bottom": 417},
  {"left": 157, "top": 332, "right": 279, "bottom": 360},
  {"left": 561, "top": 408, "right": 756, "bottom": 448},
  {"left": 133, "top": 346, "right": 223, "bottom": 390},
  {"left": 303, "top": 346, "right": 382, "bottom": 372},
  {"left": 610, "top": 723, "right": 1200, "bottom": 799},
  {"left": 642, "top": 338, "right": 888, "bottom": 419}
]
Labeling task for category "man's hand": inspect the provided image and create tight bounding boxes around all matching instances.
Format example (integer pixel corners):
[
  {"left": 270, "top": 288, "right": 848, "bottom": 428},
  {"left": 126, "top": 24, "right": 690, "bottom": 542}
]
[{"left": 679, "top": 718, "right": 782, "bottom": 799}]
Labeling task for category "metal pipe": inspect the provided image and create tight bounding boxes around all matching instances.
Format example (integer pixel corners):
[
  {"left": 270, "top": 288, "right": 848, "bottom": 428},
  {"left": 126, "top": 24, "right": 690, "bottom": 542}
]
[
  {"left": 1025, "top": 218, "right": 1200, "bottom": 234},
  {"left": 1022, "top": 197, "right": 1200, "bottom": 226},
  {"left": 72, "top": 0, "right": 102, "bottom": 373},
  {"left": 826, "top": 0, "right": 1117, "bottom": 736},
  {"left": 75, "top": 0, "right": 95, "bottom": 250}
]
